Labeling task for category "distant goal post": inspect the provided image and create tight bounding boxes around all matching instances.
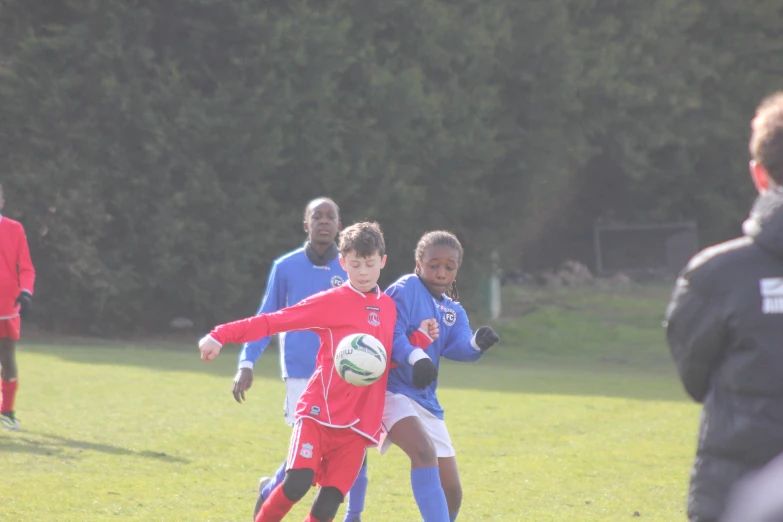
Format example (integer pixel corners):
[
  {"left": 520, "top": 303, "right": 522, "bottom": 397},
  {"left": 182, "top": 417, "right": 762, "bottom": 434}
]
[{"left": 593, "top": 221, "right": 698, "bottom": 276}]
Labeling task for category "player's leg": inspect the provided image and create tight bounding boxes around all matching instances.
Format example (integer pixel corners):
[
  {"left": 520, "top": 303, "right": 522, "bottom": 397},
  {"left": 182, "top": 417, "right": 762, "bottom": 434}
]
[
  {"left": 381, "top": 393, "right": 449, "bottom": 522},
  {"left": 306, "top": 429, "right": 367, "bottom": 522},
  {"left": 304, "top": 486, "right": 343, "bottom": 522},
  {"left": 256, "top": 468, "right": 315, "bottom": 522},
  {"left": 342, "top": 450, "right": 368, "bottom": 522},
  {"left": 254, "top": 378, "right": 310, "bottom": 517},
  {"left": 438, "top": 457, "right": 462, "bottom": 522},
  {"left": 387, "top": 415, "right": 438, "bottom": 466},
  {"left": 0, "top": 319, "right": 21, "bottom": 430},
  {"left": 256, "top": 418, "right": 321, "bottom": 522},
  {"left": 254, "top": 464, "right": 284, "bottom": 519},
  {"left": 416, "top": 407, "right": 460, "bottom": 521}
]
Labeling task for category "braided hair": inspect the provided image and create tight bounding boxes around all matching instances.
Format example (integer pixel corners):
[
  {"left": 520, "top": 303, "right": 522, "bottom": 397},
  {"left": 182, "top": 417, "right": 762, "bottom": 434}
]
[{"left": 414, "top": 230, "right": 463, "bottom": 300}]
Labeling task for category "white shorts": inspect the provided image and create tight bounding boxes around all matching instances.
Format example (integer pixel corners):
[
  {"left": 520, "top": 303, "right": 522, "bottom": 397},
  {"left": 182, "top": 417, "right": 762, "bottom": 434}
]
[
  {"left": 378, "top": 392, "right": 456, "bottom": 458},
  {"left": 284, "top": 378, "right": 309, "bottom": 426}
]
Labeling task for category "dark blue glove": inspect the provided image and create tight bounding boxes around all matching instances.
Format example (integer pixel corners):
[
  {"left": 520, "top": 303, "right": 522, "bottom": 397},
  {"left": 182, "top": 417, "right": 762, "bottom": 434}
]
[
  {"left": 412, "top": 358, "right": 438, "bottom": 389},
  {"left": 474, "top": 326, "right": 499, "bottom": 353}
]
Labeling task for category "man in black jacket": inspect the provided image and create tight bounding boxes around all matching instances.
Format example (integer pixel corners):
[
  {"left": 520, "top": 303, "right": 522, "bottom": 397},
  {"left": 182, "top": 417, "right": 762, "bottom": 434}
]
[{"left": 666, "top": 91, "right": 783, "bottom": 522}]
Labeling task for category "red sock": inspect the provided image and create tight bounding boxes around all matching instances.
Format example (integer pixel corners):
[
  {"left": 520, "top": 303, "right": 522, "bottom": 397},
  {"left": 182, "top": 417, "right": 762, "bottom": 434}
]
[
  {"left": 0, "top": 379, "right": 18, "bottom": 413},
  {"left": 255, "top": 484, "right": 297, "bottom": 522}
]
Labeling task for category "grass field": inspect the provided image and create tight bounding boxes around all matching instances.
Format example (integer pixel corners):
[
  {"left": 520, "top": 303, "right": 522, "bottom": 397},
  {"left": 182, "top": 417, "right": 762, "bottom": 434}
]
[{"left": 0, "top": 282, "right": 698, "bottom": 521}]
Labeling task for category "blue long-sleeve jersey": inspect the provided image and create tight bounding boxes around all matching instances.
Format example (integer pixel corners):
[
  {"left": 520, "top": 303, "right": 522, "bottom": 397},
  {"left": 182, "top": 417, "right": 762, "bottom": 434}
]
[
  {"left": 385, "top": 273, "right": 483, "bottom": 419},
  {"left": 238, "top": 243, "right": 347, "bottom": 379}
]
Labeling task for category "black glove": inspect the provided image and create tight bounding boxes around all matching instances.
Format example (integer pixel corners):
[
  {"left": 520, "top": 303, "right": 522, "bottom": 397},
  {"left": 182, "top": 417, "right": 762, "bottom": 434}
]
[
  {"left": 412, "top": 358, "right": 438, "bottom": 389},
  {"left": 15, "top": 291, "right": 32, "bottom": 319},
  {"left": 474, "top": 326, "right": 499, "bottom": 353}
]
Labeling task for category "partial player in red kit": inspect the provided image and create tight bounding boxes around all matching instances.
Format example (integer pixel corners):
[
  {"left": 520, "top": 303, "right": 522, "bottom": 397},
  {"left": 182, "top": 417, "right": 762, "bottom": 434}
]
[
  {"left": 0, "top": 184, "right": 35, "bottom": 431},
  {"left": 200, "top": 222, "right": 435, "bottom": 522}
]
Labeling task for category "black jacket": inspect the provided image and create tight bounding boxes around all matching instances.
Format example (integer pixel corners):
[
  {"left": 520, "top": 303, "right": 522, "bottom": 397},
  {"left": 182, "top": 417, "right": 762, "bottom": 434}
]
[{"left": 666, "top": 188, "right": 783, "bottom": 522}]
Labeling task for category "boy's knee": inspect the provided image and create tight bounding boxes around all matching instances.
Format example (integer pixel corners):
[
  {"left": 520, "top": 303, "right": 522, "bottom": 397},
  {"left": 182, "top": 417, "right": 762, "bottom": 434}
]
[
  {"left": 310, "top": 486, "right": 343, "bottom": 521},
  {"left": 409, "top": 439, "right": 438, "bottom": 467},
  {"left": 281, "top": 468, "right": 314, "bottom": 501}
]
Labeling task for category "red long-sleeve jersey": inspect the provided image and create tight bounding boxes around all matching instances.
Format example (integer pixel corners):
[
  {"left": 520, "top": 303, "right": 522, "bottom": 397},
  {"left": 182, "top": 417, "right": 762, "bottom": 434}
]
[
  {"left": 209, "top": 283, "right": 396, "bottom": 444},
  {"left": 0, "top": 216, "right": 35, "bottom": 318}
]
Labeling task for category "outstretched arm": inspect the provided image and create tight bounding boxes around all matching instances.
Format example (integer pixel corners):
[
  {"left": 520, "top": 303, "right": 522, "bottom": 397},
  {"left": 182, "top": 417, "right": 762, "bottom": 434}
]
[
  {"left": 200, "top": 292, "right": 330, "bottom": 361},
  {"left": 441, "top": 307, "right": 485, "bottom": 362}
]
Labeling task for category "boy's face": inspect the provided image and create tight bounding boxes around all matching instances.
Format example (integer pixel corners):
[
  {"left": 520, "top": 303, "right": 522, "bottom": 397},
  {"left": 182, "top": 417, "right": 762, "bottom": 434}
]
[
  {"left": 304, "top": 200, "right": 341, "bottom": 247},
  {"left": 340, "top": 251, "right": 387, "bottom": 292}
]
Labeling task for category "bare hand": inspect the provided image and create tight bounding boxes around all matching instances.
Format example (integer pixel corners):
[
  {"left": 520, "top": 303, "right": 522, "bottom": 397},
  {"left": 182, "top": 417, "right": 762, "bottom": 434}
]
[
  {"left": 199, "top": 335, "right": 222, "bottom": 362},
  {"left": 419, "top": 318, "right": 439, "bottom": 340},
  {"left": 233, "top": 368, "right": 254, "bottom": 403}
]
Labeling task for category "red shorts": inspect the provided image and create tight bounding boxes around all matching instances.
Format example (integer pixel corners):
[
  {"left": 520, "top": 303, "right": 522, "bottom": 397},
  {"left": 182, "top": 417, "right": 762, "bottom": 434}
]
[
  {"left": 286, "top": 417, "right": 369, "bottom": 496},
  {"left": 0, "top": 316, "right": 20, "bottom": 340}
]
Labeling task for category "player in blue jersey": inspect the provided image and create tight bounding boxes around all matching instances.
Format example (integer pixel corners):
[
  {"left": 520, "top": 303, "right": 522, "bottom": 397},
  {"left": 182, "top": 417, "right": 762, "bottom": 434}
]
[
  {"left": 234, "top": 197, "right": 370, "bottom": 522},
  {"left": 381, "top": 230, "right": 500, "bottom": 522}
]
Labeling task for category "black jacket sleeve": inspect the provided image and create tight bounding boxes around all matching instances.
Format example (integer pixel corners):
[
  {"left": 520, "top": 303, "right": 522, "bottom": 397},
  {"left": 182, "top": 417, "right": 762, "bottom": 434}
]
[{"left": 665, "top": 275, "right": 726, "bottom": 403}]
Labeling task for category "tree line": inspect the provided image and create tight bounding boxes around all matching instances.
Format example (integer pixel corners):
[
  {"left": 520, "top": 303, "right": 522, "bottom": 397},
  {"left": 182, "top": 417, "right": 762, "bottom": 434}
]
[{"left": 0, "top": 0, "right": 778, "bottom": 334}]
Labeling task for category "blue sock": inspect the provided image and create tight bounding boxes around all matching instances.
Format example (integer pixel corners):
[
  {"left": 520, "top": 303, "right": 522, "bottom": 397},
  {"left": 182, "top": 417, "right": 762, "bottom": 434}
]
[
  {"left": 344, "top": 464, "right": 368, "bottom": 521},
  {"left": 261, "top": 460, "right": 287, "bottom": 500},
  {"left": 450, "top": 511, "right": 459, "bottom": 522},
  {"left": 410, "top": 467, "right": 449, "bottom": 522}
]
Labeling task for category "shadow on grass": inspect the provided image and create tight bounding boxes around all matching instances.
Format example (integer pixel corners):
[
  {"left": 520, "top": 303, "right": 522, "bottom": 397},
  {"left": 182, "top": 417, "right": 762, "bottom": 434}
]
[
  {"left": 19, "top": 339, "right": 284, "bottom": 381},
  {"left": 0, "top": 431, "right": 189, "bottom": 463},
  {"left": 17, "top": 338, "right": 691, "bottom": 403}
]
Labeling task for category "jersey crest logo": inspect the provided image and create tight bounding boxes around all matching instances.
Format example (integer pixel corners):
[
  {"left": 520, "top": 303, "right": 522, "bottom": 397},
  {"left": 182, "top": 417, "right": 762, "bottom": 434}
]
[
  {"left": 434, "top": 300, "right": 457, "bottom": 326},
  {"left": 368, "top": 312, "right": 380, "bottom": 326},
  {"left": 300, "top": 442, "right": 314, "bottom": 459},
  {"left": 309, "top": 405, "right": 321, "bottom": 416},
  {"left": 331, "top": 275, "right": 344, "bottom": 287}
]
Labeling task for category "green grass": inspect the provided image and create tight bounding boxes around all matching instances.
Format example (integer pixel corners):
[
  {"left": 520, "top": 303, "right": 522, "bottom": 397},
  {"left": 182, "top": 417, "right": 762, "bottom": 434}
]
[{"left": 0, "top": 283, "right": 698, "bottom": 521}]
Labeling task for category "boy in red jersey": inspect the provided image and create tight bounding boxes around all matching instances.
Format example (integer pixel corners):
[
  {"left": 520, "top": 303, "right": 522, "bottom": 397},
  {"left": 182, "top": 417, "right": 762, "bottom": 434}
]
[
  {"left": 0, "top": 184, "right": 35, "bottom": 431},
  {"left": 200, "top": 222, "right": 426, "bottom": 522}
]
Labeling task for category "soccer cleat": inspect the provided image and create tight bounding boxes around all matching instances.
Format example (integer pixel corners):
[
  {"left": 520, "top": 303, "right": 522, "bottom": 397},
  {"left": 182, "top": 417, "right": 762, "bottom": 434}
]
[
  {"left": 253, "top": 476, "right": 272, "bottom": 518},
  {"left": 0, "top": 411, "right": 20, "bottom": 431}
]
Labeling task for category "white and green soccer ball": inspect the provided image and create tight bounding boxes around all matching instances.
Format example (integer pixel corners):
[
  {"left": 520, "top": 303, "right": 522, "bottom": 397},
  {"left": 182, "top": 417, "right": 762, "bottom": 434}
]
[{"left": 334, "top": 333, "right": 387, "bottom": 386}]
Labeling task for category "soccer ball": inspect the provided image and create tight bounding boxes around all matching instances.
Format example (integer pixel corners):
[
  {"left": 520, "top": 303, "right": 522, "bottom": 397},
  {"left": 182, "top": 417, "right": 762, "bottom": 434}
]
[{"left": 334, "top": 333, "right": 388, "bottom": 386}]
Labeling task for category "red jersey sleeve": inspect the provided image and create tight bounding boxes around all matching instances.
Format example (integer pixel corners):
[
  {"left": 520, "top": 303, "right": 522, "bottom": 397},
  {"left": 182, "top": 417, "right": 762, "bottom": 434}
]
[
  {"left": 210, "top": 290, "right": 334, "bottom": 346},
  {"left": 408, "top": 328, "right": 434, "bottom": 349},
  {"left": 388, "top": 328, "right": 433, "bottom": 369},
  {"left": 16, "top": 225, "right": 35, "bottom": 294}
]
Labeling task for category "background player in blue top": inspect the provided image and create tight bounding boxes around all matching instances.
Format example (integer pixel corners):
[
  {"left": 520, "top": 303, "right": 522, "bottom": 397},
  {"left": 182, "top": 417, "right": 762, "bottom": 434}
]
[
  {"left": 233, "top": 198, "right": 372, "bottom": 522},
  {"left": 381, "top": 230, "right": 500, "bottom": 522}
]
